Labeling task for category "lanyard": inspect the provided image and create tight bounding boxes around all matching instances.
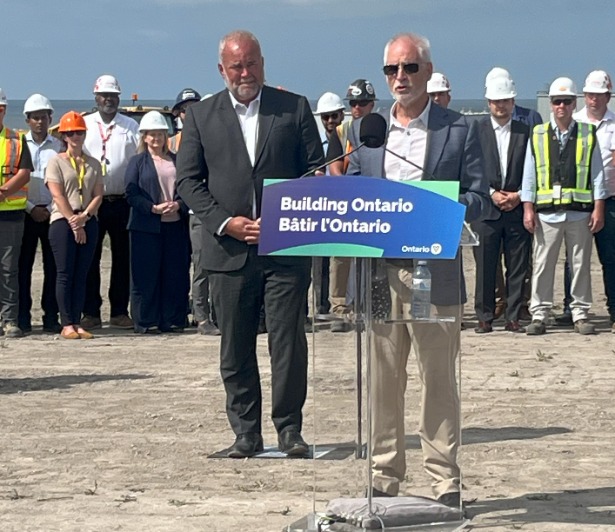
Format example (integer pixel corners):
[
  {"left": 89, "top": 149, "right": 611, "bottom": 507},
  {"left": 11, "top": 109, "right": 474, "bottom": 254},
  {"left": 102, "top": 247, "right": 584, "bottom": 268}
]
[
  {"left": 68, "top": 152, "right": 86, "bottom": 207},
  {"left": 97, "top": 122, "right": 114, "bottom": 176}
]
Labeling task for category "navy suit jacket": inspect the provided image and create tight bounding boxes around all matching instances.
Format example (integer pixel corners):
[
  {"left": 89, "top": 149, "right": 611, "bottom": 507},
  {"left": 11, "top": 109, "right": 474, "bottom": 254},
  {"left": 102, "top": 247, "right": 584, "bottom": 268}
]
[
  {"left": 175, "top": 85, "right": 324, "bottom": 272},
  {"left": 513, "top": 105, "right": 543, "bottom": 130},
  {"left": 346, "top": 103, "right": 490, "bottom": 305},
  {"left": 125, "top": 151, "right": 186, "bottom": 233}
]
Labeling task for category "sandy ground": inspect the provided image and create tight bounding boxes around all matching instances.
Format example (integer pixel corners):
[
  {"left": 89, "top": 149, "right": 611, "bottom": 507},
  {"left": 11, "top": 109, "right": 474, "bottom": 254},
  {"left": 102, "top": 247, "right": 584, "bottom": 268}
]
[{"left": 1, "top": 245, "right": 614, "bottom": 532}]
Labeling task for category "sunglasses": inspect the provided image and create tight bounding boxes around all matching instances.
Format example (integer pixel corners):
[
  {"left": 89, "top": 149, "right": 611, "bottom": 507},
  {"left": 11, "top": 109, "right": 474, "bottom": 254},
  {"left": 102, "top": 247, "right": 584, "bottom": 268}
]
[
  {"left": 349, "top": 100, "right": 371, "bottom": 108},
  {"left": 382, "top": 63, "right": 420, "bottom": 76},
  {"left": 65, "top": 131, "right": 86, "bottom": 137},
  {"left": 321, "top": 112, "right": 342, "bottom": 121},
  {"left": 551, "top": 98, "right": 574, "bottom": 106}
]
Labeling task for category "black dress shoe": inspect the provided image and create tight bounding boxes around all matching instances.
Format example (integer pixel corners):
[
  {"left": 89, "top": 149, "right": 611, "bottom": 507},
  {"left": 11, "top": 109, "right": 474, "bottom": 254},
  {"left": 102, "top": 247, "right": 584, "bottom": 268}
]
[
  {"left": 437, "top": 491, "right": 462, "bottom": 509},
  {"left": 504, "top": 320, "right": 526, "bottom": 333},
  {"left": 227, "top": 433, "right": 264, "bottom": 458},
  {"left": 278, "top": 429, "right": 309, "bottom": 457},
  {"left": 474, "top": 320, "right": 493, "bottom": 334},
  {"left": 367, "top": 487, "right": 393, "bottom": 497}
]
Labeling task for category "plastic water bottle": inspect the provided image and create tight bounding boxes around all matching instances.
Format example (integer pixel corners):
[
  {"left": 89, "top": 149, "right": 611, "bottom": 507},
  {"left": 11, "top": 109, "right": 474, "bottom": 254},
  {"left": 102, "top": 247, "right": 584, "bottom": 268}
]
[{"left": 411, "top": 260, "right": 431, "bottom": 319}]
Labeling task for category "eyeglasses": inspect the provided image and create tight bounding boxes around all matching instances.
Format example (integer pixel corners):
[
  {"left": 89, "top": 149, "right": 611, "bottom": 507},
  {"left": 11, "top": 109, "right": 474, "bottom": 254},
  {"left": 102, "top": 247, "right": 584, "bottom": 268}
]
[
  {"left": 321, "top": 112, "right": 342, "bottom": 121},
  {"left": 179, "top": 106, "right": 189, "bottom": 114},
  {"left": 65, "top": 131, "right": 86, "bottom": 137},
  {"left": 551, "top": 98, "right": 574, "bottom": 106},
  {"left": 349, "top": 100, "right": 371, "bottom": 108},
  {"left": 382, "top": 63, "right": 420, "bottom": 76}
]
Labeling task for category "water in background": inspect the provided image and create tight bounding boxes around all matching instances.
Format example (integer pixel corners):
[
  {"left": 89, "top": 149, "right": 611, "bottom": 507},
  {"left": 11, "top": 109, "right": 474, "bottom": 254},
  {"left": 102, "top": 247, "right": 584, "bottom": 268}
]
[{"left": 3, "top": 98, "right": 537, "bottom": 130}]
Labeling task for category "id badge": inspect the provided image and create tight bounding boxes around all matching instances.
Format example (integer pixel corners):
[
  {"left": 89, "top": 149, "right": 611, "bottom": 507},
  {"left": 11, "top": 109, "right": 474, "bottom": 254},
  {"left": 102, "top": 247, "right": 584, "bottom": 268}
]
[{"left": 553, "top": 184, "right": 562, "bottom": 201}]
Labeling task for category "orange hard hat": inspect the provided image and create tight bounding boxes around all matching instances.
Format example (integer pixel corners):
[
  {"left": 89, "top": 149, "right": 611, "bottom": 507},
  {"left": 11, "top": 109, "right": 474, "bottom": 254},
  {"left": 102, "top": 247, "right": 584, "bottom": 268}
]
[{"left": 58, "top": 111, "right": 87, "bottom": 132}]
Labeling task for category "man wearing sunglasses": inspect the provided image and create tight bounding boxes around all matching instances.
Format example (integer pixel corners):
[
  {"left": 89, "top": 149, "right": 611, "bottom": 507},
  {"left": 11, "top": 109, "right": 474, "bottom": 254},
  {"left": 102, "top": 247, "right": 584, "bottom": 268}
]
[
  {"left": 0, "top": 87, "right": 33, "bottom": 338},
  {"left": 521, "top": 77, "right": 607, "bottom": 336},
  {"left": 345, "top": 33, "right": 488, "bottom": 509},
  {"left": 326, "top": 79, "right": 378, "bottom": 332}
]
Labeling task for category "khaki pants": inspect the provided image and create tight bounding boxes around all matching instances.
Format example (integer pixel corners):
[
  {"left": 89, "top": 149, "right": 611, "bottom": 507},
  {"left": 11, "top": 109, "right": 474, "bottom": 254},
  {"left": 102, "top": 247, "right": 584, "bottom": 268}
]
[
  {"left": 530, "top": 217, "right": 593, "bottom": 322},
  {"left": 370, "top": 263, "right": 461, "bottom": 498},
  {"left": 329, "top": 256, "right": 352, "bottom": 314}
]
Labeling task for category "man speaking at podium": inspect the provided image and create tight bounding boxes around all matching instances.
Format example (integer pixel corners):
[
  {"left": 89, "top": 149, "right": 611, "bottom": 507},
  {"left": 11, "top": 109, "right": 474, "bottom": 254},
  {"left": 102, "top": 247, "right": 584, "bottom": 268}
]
[
  {"left": 347, "top": 32, "right": 488, "bottom": 507},
  {"left": 176, "top": 30, "right": 324, "bottom": 459}
]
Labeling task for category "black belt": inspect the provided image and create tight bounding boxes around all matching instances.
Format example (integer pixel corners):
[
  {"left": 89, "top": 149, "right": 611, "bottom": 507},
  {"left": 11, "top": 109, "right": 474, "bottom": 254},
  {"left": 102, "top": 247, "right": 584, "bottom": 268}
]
[{"left": 104, "top": 195, "right": 125, "bottom": 202}]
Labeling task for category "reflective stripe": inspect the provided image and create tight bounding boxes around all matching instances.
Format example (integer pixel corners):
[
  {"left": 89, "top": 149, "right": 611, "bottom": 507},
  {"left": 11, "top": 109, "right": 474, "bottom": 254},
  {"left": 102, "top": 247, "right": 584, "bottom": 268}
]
[
  {"left": 533, "top": 122, "right": 595, "bottom": 208},
  {"left": 0, "top": 127, "right": 28, "bottom": 211}
]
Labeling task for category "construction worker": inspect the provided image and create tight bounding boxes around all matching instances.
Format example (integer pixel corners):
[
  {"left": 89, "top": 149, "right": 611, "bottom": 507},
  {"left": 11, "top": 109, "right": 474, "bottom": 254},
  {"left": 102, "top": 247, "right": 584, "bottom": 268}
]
[
  {"left": 0, "top": 87, "right": 33, "bottom": 338},
  {"left": 168, "top": 88, "right": 201, "bottom": 154},
  {"left": 82, "top": 75, "right": 139, "bottom": 330},
  {"left": 522, "top": 77, "right": 606, "bottom": 336},
  {"left": 427, "top": 72, "right": 452, "bottom": 108},
  {"left": 19, "top": 94, "right": 62, "bottom": 333},
  {"left": 327, "top": 79, "right": 377, "bottom": 332}
]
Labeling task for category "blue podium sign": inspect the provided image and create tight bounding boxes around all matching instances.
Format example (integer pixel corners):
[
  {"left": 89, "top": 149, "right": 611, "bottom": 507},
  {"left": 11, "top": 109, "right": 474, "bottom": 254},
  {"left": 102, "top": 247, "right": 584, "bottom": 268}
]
[{"left": 259, "top": 176, "right": 465, "bottom": 259}]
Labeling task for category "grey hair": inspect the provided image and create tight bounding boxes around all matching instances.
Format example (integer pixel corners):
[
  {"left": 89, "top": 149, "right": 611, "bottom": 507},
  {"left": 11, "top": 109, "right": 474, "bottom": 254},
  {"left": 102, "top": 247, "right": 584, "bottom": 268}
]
[
  {"left": 218, "top": 30, "right": 262, "bottom": 62},
  {"left": 383, "top": 33, "right": 432, "bottom": 63}
]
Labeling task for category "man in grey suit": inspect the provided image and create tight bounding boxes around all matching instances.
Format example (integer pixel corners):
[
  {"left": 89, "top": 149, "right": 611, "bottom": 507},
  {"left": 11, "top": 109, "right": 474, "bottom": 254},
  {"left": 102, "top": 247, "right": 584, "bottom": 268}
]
[
  {"left": 176, "top": 30, "right": 324, "bottom": 458},
  {"left": 346, "top": 32, "right": 489, "bottom": 507}
]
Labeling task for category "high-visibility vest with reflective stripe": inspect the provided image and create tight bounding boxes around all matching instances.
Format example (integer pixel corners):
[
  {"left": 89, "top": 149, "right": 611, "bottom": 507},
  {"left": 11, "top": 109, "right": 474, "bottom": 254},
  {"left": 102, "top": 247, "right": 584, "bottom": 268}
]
[
  {"left": 532, "top": 122, "right": 595, "bottom": 212},
  {"left": 336, "top": 120, "right": 352, "bottom": 173},
  {"left": 0, "top": 127, "right": 28, "bottom": 211}
]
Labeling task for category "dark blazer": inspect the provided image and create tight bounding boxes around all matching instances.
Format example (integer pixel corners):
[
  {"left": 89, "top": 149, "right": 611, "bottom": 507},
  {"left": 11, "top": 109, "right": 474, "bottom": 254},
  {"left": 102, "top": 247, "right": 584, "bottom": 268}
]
[
  {"left": 478, "top": 117, "right": 530, "bottom": 221},
  {"left": 346, "top": 103, "right": 490, "bottom": 306},
  {"left": 125, "top": 151, "right": 186, "bottom": 233},
  {"left": 175, "top": 85, "right": 324, "bottom": 272}
]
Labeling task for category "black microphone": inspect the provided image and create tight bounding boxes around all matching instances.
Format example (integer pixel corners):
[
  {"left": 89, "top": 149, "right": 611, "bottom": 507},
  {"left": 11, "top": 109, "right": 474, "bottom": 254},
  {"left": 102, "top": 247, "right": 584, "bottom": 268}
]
[
  {"left": 359, "top": 112, "right": 387, "bottom": 149},
  {"left": 300, "top": 113, "right": 388, "bottom": 177}
]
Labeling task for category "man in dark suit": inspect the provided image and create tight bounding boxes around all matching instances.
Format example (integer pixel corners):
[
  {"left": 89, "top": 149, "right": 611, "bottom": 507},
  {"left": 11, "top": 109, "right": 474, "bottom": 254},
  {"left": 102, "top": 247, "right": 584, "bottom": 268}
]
[
  {"left": 176, "top": 30, "right": 324, "bottom": 458},
  {"left": 472, "top": 75, "right": 531, "bottom": 333},
  {"left": 346, "top": 33, "right": 489, "bottom": 508}
]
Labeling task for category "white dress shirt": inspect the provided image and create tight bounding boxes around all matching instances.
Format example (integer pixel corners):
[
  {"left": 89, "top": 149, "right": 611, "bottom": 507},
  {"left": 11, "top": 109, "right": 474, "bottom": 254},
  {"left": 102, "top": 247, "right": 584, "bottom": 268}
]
[
  {"left": 384, "top": 99, "right": 430, "bottom": 181},
  {"left": 25, "top": 132, "right": 62, "bottom": 213},
  {"left": 574, "top": 106, "right": 615, "bottom": 198},
  {"left": 83, "top": 111, "right": 140, "bottom": 196},
  {"left": 491, "top": 116, "right": 511, "bottom": 188}
]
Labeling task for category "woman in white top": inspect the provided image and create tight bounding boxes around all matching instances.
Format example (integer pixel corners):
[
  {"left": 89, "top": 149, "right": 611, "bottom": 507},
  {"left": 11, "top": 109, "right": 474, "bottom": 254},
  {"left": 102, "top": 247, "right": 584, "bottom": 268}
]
[
  {"left": 125, "top": 111, "right": 190, "bottom": 334},
  {"left": 45, "top": 111, "right": 104, "bottom": 340}
]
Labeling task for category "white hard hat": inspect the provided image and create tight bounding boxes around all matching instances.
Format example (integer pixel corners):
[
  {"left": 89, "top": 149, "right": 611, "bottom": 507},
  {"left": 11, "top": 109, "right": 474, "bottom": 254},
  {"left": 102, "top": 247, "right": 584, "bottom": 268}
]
[
  {"left": 315, "top": 92, "right": 345, "bottom": 114},
  {"left": 139, "top": 110, "right": 168, "bottom": 132},
  {"left": 201, "top": 93, "right": 213, "bottom": 101},
  {"left": 427, "top": 73, "right": 451, "bottom": 94},
  {"left": 485, "top": 76, "right": 517, "bottom": 100},
  {"left": 0, "top": 88, "right": 7, "bottom": 106},
  {"left": 93, "top": 74, "right": 121, "bottom": 94},
  {"left": 583, "top": 70, "right": 612, "bottom": 93},
  {"left": 549, "top": 77, "right": 577, "bottom": 97},
  {"left": 485, "top": 67, "right": 512, "bottom": 86},
  {"left": 23, "top": 93, "right": 54, "bottom": 115}
]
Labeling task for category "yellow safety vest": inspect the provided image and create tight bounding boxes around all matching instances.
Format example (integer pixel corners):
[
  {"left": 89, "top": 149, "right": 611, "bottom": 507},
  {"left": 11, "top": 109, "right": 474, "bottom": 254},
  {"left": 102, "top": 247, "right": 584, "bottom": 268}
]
[
  {"left": 0, "top": 127, "right": 28, "bottom": 211},
  {"left": 532, "top": 122, "right": 595, "bottom": 211},
  {"left": 336, "top": 120, "right": 352, "bottom": 173}
]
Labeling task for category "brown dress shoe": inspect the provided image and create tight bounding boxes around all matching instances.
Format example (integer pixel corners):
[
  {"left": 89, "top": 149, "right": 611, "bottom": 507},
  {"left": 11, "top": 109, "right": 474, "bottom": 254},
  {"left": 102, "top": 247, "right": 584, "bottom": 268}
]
[
  {"left": 494, "top": 302, "right": 506, "bottom": 320},
  {"left": 504, "top": 320, "right": 526, "bottom": 333},
  {"left": 474, "top": 320, "right": 493, "bottom": 333}
]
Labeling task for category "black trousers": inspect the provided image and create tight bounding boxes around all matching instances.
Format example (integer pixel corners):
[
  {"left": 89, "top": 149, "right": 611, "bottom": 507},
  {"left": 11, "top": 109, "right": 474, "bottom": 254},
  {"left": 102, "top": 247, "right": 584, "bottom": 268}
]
[
  {"left": 473, "top": 213, "right": 531, "bottom": 322},
  {"left": 129, "top": 221, "right": 190, "bottom": 332},
  {"left": 49, "top": 218, "right": 98, "bottom": 326},
  {"left": 18, "top": 211, "right": 58, "bottom": 328},
  {"left": 208, "top": 248, "right": 311, "bottom": 436},
  {"left": 83, "top": 197, "right": 130, "bottom": 318}
]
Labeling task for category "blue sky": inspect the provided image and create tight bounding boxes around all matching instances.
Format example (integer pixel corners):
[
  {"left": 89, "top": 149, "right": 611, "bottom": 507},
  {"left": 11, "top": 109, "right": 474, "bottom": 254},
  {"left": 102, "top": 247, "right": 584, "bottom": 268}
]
[{"left": 1, "top": 0, "right": 613, "bottom": 101}]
